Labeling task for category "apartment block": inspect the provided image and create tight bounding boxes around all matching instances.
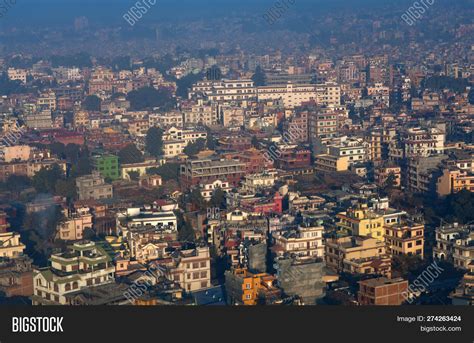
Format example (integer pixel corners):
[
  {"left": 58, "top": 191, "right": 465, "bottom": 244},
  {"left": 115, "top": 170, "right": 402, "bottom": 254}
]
[
  {"left": 326, "top": 236, "right": 391, "bottom": 277},
  {"left": 437, "top": 168, "right": 474, "bottom": 196},
  {"left": 76, "top": 173, "right": 113, "bottom": 201},
  {"left": 225, "top": 268, "right": 281, "bottom": 305},
  {"left": 153, "top": 246, "right": 211, "bottom": 293},
  {"left": 92, "top": 155, "right": 120, "bottom": 180},
  {"left": 180, "top": 158, "right": 246, "bottom": 189},
  {"left": 57, "top": 207, "right": 93, "bottom": 241},
  {"left": 32, "top": 241, "right": 115, "bottom": 305},
  {"left": 384, "top": 220, "right": 424, "bottom": 258},
  {"left": 272, "top": 224, "right": 324, "bottom": 260},
  {"left": 433, "top": 223, "right": 472, "bottom": 262},
  {"left": 358, "top": 277, "right": 408, "bottom": 305}
]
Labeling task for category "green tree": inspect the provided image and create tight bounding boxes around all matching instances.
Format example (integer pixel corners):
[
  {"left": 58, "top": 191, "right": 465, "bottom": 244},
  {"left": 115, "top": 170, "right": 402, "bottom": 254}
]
[
  {"left": 445, "top": 190, "right": 474, "bottom": 224},
  {"left": 206, "top": 65, "right": 222, "bottom": 81},
  {"left": 55, "top": 179, "right": 77, "bottom": 199},
  {"left": 145, "top": 127, "right": 164, "bottom": 157},
  {"left": 75, "top": 153, "right": 92, "bottom": 176},
  {"left": 0, "top": 72, "right": 27, "bottom": 96},
  {"left": 82, "top": 95, "right": 102, "bottom": 111},
  {"left": 147, "top": 163, "right": 179, "bottom": 181},
  {"left": 189, "top": 188, "right": 207, "bottom": 210},
  {"left": 183, "top": 138, "right": 206, "bottom": 157},
  {"left": 382, "top": 173, "right": 397, "bottom": 194},
  {"left": 210, "top": 187, "right": 226, "bottom": 208},
  {"left": 32, "top": 165, "right": 64, "bottom": 193},
  {"left": 0, "top": 175, "right": 31, "bottom": 197},
  {"left": 65, "top": 143, "right": 81, "bottom": 163},
  {"left": 127, "top": 170, "right": 140, "bottom": 181},
  {"left": 49, "top": 142, "right": 66, "bottom": 159},
  {"left": 252, "top": 66, "right": 266, "bottom": 87},
  {"left": 118, "top": 144, "right": 145, "bottom": 164},
  {"left": 176, "top": 211, "right": 196, "bottom": 242},
  {"left": 251, "top": 135, "right": 259, "bottom": 149},
  {"left": 422, "top": 76, "right": 468, "bottom": 93},
  {"left": 127, "top": 86, "right": 176, "bottom": 111},
  {"left": 205, "top": 127, "right": 217, "bottom": 150},
  {"left": 176, "top": 72, "right": 205, "bottom": 98}
]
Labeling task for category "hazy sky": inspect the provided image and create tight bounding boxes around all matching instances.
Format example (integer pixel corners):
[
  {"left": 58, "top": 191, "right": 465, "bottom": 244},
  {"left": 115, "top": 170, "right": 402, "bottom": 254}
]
[
  {"left": 0, "top": 0, "right": 408, "bottom": 23},
  {"left": 0, "top": 0, "right": 451, "bottom": 28}
]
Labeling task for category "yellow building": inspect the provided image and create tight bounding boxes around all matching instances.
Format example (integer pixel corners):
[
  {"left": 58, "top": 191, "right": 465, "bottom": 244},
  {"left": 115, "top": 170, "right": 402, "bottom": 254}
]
[
  {"left": 314, "top": 154, "right": 349, "bottom": 172},
  {"left": 121, "top": 160, "right": 160, "bottom": 180},
  {"left": 325, "top": 236, "right": 392, "bottom": 277},
  {"left": 337, "top": 203, "right": 406, "bottom": 240},
  {"left": 337, "top": 205, "right": 385, "bottom": 239},
  {"left": 437, "top": 168, "right": 474, "bottom": 196},
  {"left": 224, "top": 268, "right": 281, "bottom": 305},
  {"left": 375, "top": 166, "right": 401, "bottom": 187},
  {"left": 384, "top": 221, "right": 424, "bottom": 258},
  {"left": 0, "top": 231, "right": 25, "bottom": 258}
]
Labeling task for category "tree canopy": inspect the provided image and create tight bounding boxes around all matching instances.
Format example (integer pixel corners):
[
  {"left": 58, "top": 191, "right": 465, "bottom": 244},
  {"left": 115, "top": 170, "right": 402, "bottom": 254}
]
[
  {"left": 183, "top": 138, "right": 206, "bottom": 157},
  {"left": 422, "top": 76, "right": 469, "bottom": 93},
  {"left": 32, "top": 164, "right": 64, "bottom": 194},
  {"left": 252, "top": 66, "right": 266, "bottom": 87},
  {"left": 0, "top": 72, "right": 27, "bottom": 96},
  {"left": 176, "top": 72, "right": 205, "bottom": 98},
  {"left": 206, "top": 65, "right": 222, "bottom": 81},
  {"left": 82, "top": 95, "right": 102, "bottom": 111},
  {"left": 147, "top": 163, "right": 180, "bottom": 182},
  {"left": 118, "top": 144, "right": 145, "bottom": 164},
  {"left": 210, "top": 187, "right": 226, "bottom": 209},
  {"left": 145, "top": 127, "right": 164, "bottom": 157},
  {"left": 176, "top": 211, "right": 196, "bottom": 242},
  {"left": 127, "top": 86, "right": 176, "bottom": 111}
]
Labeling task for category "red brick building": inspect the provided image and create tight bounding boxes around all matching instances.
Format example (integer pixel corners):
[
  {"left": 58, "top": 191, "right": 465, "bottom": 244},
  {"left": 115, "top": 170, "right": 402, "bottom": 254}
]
[
  {"left": 276, "top": 148, "right": 311, "bottom": 170},
  {"left": 242, "top": 193, "right": 283, "bottom": 215},
  {"left": 235, "top": 148, "right": 274, "bottom": 174},
  {"left": 218, "top": 136, "right": 253, "bottom": 152},
  {"left": 358, "top": 277, "right": 408, "bottom": 305},
  {"left": 180, "top": 158, "right": 246, "bottom": 189}
]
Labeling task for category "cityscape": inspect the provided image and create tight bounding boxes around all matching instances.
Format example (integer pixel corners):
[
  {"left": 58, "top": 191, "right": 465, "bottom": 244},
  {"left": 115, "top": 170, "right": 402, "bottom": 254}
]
[{"left": 0, "top": 0, "right": 473, "bottom": 310}]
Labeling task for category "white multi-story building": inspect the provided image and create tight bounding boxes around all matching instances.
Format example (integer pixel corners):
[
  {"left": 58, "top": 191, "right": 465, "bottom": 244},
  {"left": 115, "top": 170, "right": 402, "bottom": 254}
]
[
  {"left": 37, "top": 91, "right": 57, "bottom": 111},
  {"left": 433, "top": 223, "right": 472, "bottom": 263},
  {"left": 367, "top": 83, "right": 390, "bottom": 107},
  {"left": 257, "top": 82, "right": 340, "bottom": 109},
  {"left": 191, "top": 79, "right": 256, "bottom": 103},
  {"left": 162, "top": 126, "right": 207, "bottom": 158},
  {"left": 32, "top": 241, "right": 115, "bottom": 305},
  {"left": 53, "top": 67, "right": 82, "bottom": 82},
  {"left": 153, "top": 246, "right": 211, "bottom": 292},
  {"left": 220, "top": 105, "right": 245, "bottom": 128},
  {"left": 318, "top": 136, "right": 368, "bottom": 165},
  {"left": 200, "top": 179, "right": 232, "bottom": 200},
  {"left": 272, "top": 224, "right": 325, "bottom": 260},
  {"left": 183, "top": 101, "right": 219, "bottom": 126},
  {"left": 241, "top": 171, "right": 277, "bottom": 194},
  {"left": 404, "top": 127, "right": 445, "bottom": 157},
  {"left": 149, "top": 111, "right": 184, "bottom": 128},
  {"left": 7, "top": 68, "right": 27, "bottom": 83},
  {"left": 117, "top": 207, "right": 178, "bottom": 236}
]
